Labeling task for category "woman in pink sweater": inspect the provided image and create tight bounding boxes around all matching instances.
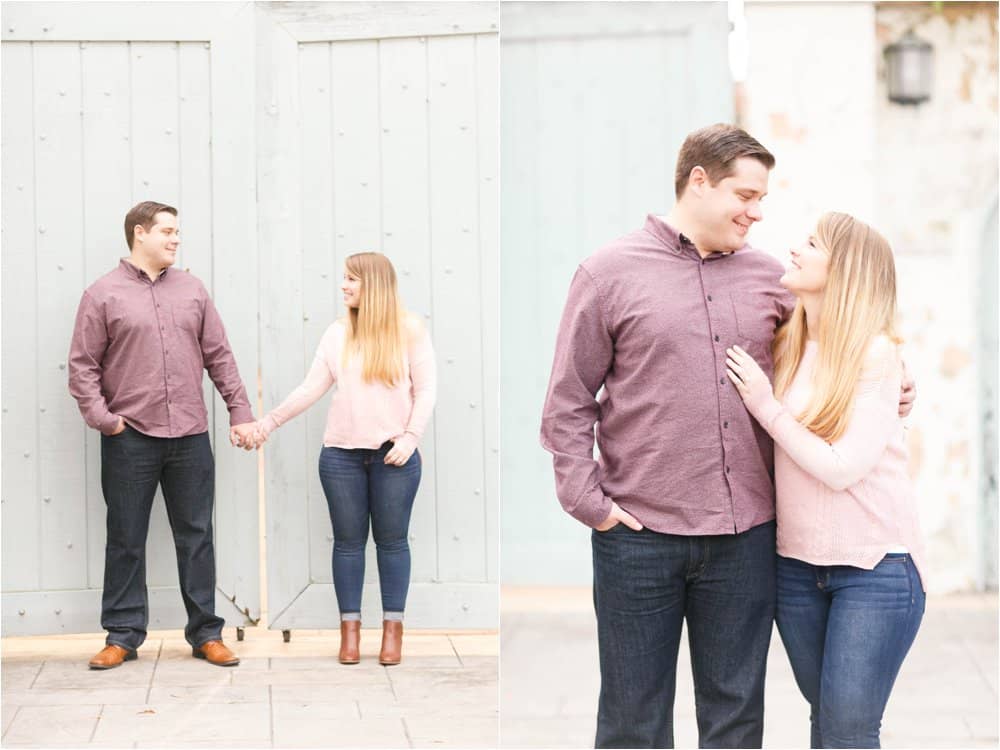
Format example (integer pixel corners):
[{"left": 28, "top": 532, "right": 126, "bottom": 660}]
[
  {"left": 725, "top": 212, "right": 925, "bottom": 749},
  {"left": 254, "top": 252, "right": 436, "bottom": 666}
]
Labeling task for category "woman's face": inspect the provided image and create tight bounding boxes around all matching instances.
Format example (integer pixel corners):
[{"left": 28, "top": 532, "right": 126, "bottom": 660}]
[
  {"left": 342, "top": 269, "right": 362, "bottom": 309},
  {"left": 780, "top": 231, "right": 830, "bottom": 295}
]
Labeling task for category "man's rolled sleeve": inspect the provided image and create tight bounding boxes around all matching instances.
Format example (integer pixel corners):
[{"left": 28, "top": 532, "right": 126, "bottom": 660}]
[
  {"left": 539, "top": 266, "right": 615, "bottom": 528},
  {"left": 67, "top": 292, "right": 120, "bottom": 435},
  {"left": 199, "top": 294, "right": 255, "bottom": 427}
]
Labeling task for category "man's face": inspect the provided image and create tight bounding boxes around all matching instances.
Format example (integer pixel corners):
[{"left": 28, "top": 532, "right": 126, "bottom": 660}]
[
  {"left": 134, "top": 211, "right": 180, "bottom": 269},
  {"left": 695, "top": 157, "right": 769, "bottom": 253}
]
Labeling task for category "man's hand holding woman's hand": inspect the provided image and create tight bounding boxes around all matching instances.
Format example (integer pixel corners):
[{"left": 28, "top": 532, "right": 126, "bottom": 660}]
[
  {"left": 595, "top": 501, "right": 643, "bottom": 532},
  {"left": 230, "top": 422, "right": 266, "bottom": 451}
]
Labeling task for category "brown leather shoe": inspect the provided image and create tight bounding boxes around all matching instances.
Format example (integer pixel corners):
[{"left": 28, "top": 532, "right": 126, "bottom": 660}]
[
  {"left": 192, "top": 640, "right": 240, "bottom": 666},
  {"left": 379, "top": 620, "right": 402, "bottom": 665},
  {"left": 89, "top": 644, "right": 137, "bottom": 670},
  {"left": 339, "top": 620, "right": 361, "bottom": 664}
]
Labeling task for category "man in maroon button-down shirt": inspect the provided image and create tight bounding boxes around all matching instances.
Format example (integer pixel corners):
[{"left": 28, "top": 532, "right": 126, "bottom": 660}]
[
  {"left": 69, "top": 201, "right": 258, "bottom": 670},
  {"left": 541, "top": 125, "right": 912, "bottom": 749}
]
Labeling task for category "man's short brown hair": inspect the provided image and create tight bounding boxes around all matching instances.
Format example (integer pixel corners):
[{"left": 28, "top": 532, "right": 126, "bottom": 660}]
[
  {"left": 124, "top": 201, "right": 177, "bottom": 250},
  {"left": 674, "top": 124, "right": 775, "bottom": 199}
]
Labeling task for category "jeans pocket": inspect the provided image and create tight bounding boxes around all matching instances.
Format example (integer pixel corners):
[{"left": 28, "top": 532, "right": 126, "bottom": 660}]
[
  {"left": 879, "top": 553, "right": 909, "bottom": 564},
  {"left": 596, "top": 520, "right": 629, "bottom": 534}
]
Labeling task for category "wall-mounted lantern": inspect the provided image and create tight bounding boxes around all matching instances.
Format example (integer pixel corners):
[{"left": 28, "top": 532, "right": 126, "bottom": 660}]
[{"left": 884, "top": 30, "right": 933, "bottom": 105}]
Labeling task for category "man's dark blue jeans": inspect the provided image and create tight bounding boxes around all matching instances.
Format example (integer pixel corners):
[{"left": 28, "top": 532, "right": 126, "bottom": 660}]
[
  {"left": 100, "top": 426, "right": 224, "bottom": 652},
  {"left": 775, "top": 553, "right": 925, "bottom": 749},
  {"left": 592, "top": 520, "right": 776, "bottom": 749}
]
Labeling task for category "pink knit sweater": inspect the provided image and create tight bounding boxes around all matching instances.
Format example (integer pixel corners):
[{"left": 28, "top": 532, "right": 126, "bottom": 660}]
[
  {"left": 259, "top": 316, "right": 436, "bottom": 449},
  {"left": 744, "top": 336, "right": 926, "bottom": 590}
]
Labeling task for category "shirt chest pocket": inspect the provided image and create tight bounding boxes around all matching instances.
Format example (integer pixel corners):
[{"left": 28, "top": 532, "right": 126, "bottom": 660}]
[
  {"left": 171, "top": 299, "right": 203, "bottom": 337},
  {"left": 729, "top": 292, "right": 777, "bottom": 344}
]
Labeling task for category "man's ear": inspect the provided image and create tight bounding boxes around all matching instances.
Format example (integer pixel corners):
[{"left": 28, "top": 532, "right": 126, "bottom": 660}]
[{"left": 687, "top": 165, "right": 708, "bottom": 196}]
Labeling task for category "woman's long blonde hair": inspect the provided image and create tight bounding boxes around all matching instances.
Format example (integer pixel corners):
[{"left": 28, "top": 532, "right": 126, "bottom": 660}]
[
  {"left": 342, "top": 252, "right": 405, "bottom": 387},
  {"left": 772, "top": 212, "right": 901, "bottom": 442}
]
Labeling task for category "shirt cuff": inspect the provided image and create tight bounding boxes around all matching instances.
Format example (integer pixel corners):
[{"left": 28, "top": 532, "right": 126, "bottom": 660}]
[
  {"left": 228, "top": 406, "right": 255, "bottom": 428},
  {"left": 99, "top": 413, "right": 122, "bottom": 436},
  {"left": 569, "top": 492, "right": 615, "bottom": 529}
]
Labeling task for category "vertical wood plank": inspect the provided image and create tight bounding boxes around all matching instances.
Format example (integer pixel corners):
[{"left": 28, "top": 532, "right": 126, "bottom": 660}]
[
  {"left": 504, "top": 35, "right": 587, "bottom": 579},
  {"left": 80, "top": 41, "right": 133, "bottom": 589},
  {"left": 499, "top": 38, "right": 547, "bottom": 581},
  {"left": 329, "top": 39, "right": 383, "bottom": 590},
  {"left": 428, "top": 34, "right": 486, "bottom": 582},
  {"left": 177, "top": 42, "right": 216, "bottom": 445},
  {"left": 378, "top": 35, "right": 438, "bottom": 584},
  {"left": 130, "top": 43, "right": 180, "bottom": 204},
  {"left": 1, "top": 42, "right": 40, "bottom": 591},
  {"left": 211, "top": 2, "right": 260, "bottom": 620},
  {"left": 330, "top": 41, "right": 382, "bottom": 254},
  {"left": 177, "top": 43, "right": 213, "bottom": 288},
  {"left": 257, "top": 12, "right": 307, "bottom": 622},
  {"left": 578, "top": 37, "right": 626, "bottom": 251},
  {"left": 298, "top": 41, "right": 337, "bottom": 585},
  {"left": 123, "top": 41, "right": 175, "bottom": 588},
  {"left": 499, "top": 2, "right": 734, "bottom": 583},
  {"left": 475, "top": 32, "right": 499, "bottom": 583},
  {"left": 123, "top": 41, "right": 181, "bottom": 589},
  {"left": 33, "top": 41, "right": 88, "bottom": 589},
  {"left": 621, "top": 35, "right": 677, "bottom": 218}
]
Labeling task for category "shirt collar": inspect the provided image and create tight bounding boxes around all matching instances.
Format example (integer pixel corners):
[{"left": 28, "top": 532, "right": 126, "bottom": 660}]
[
  {"left": 643, "top": 214, "right": 741, "bottom": 260},
  {"left": 119, "top": 257, "right": 168, "bottom": 282}
]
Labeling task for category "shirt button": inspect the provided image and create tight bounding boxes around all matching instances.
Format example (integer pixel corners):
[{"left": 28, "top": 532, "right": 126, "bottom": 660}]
[
  {"left": 714, "top": 335, "right": 720, "bottom": 342},
  {"left": 720, "top": 377, "right": 725, "bottom": 385},
  {"left": 707, "top": 295, "right": 713, "bottom": 302},
  {"left": 726, "top": 466, "right": 731, "bottom": 474},
  {"left": 724, "top": 421, "right": 729, "bottom": 428}
]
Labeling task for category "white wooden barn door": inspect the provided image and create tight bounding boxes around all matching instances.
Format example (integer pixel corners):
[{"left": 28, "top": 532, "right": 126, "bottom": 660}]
[
  {"left": 1, "top": 3, "right": 261, "bottom": 635},
  {"left": 256, "top": 3, "right": 498, "bottom": 630},
  {"left": 500, "top": 1, "right": 734, "bottom": 584}
]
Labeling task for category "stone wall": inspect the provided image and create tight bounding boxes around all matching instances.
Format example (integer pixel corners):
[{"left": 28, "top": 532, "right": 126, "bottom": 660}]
[{"left": 744, "top": 1, "right": 998, "bottom": 591}]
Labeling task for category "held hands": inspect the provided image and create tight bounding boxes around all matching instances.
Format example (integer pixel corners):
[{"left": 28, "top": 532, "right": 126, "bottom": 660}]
[
  {"left": 384, "top": 433, "right": 418, "bottom": 466},
  {"left": 230, "top": 422, "right": 266, "bottom": 451},
  {"left": 595, "top": 501, "right": 643, "bottom": 532},
  {"left": 725, "top": 345, "right": 773, "bottom": 408}
]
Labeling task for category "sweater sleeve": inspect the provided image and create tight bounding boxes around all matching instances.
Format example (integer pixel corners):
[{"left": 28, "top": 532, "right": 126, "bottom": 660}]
[
  {"left": 259, "top": 327, "right": 336, "bottom": 436},
  {"left": 746, "top": 338, "right": 902, "bottom": 492},
  {"left": 539, "top": 266, "right": 615, "bottom": 528},
  {"left": 403, "top": 317, "right": 436, "bottom": 439}
]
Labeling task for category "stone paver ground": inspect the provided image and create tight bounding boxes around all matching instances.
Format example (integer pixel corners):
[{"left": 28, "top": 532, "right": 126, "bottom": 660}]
[
  {"left": 1, "top": 627, "right": 497, "bottom": 748},
  {"left": 500, "top": 588, "right": 998, "bottom": 749}
]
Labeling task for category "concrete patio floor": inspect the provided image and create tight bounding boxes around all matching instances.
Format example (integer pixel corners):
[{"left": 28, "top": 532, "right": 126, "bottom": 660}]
[
  {"left": 1, "top": 627, "right": 498, "bottom": 748},
  {"left": 500, "top": 588, "right": 998, "bottom": 749}
]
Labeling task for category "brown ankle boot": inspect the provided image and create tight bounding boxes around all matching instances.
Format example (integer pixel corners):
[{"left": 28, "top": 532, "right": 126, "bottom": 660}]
[
  {"left": 379, "top": 620, "right": 402, "bottom": 665},
  {"left": 339, "top": 620, "right": 360, "bottom": 664}
]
